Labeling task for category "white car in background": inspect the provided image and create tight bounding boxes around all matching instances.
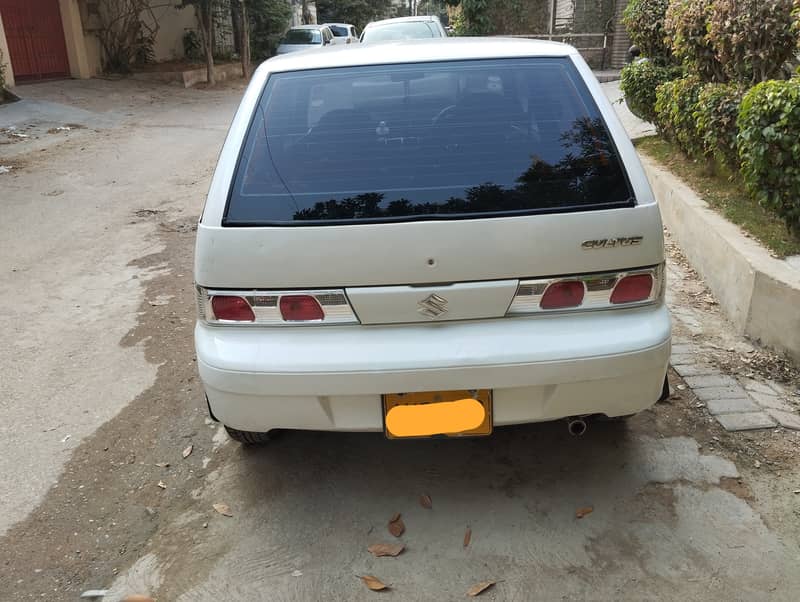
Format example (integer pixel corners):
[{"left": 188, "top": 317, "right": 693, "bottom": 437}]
[
  {"left": 276, "top": 24, "right": 335, "bottom": 55},
  {"left": 195, "top": 38, "right": 671, "bottom": 444},
  {"left": 360, "top": 15, "right": 447, "bottom": 43},
  {"left": 326, "top": 22, "right": 360, "bottom": 44}
]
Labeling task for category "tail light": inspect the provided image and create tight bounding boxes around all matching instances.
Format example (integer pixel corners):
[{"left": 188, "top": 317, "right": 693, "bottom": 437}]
[
  {"left": 507, "top": 265, "right": 663, "bottom": 315},
  {"left": 610, "top": 274, "right": 654, "bottom": 304},
  {"left": 197, "top": 288, "right": 358, "bottom": 326},
  {"left": 280, "top": 295, "right": 324, "bottom": 321},
  {"left": 211, "top": 296, "right": 255, "bottom": 322},
  {"left": 540, "top": 280, "right": 585, "bottom": 310}
]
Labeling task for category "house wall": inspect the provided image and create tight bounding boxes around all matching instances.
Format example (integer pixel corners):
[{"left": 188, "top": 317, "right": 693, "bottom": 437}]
[
  {"left": 143, "top": 0, "right": 197, "bottom": 62},
  {"left": 0, "top": 9, "right": 14, "bottom": 87}
]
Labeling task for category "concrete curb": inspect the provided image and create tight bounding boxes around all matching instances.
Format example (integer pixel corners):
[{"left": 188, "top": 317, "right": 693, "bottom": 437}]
[{"left": 641, "top": 156, "right": 800, "bottom": 362}]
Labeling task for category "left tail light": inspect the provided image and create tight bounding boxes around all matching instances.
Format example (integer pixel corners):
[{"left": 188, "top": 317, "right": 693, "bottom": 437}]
[{"left": 196, "top": 288, "right": 359, "bottom": 326}]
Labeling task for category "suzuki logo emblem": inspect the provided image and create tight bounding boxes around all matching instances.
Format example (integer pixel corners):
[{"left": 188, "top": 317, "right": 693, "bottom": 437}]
[{"left": 417, "top": 293, "right": 449, "bottom": 319}]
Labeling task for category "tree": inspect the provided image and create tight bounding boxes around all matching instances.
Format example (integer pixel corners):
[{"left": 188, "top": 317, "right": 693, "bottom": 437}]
[
  {"left": 182, "top": 0, "right": 216, "bottom": 84},
  {"left": 249, "top": 0, "right": 293, "bottom": 60},
  {"left": 95, "top": 0, "right": 161, "bottom": 73},
  {"left": 316, "top": 0, "right": 393, "bottom": 29}
]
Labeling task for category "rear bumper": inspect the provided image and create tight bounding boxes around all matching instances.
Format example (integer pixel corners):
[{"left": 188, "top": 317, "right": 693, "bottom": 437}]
[{"left": 196, "top": 304, "right": 671, "bottom": 432}]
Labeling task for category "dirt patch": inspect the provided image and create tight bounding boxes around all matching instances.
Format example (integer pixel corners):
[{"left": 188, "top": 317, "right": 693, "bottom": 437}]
[{"left": 0, "top": 216, "right": 214, "bottom": 600}]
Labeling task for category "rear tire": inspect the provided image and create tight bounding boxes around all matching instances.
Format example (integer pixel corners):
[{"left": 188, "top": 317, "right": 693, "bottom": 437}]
[{"left": 224, "top": 426, "right": 272, "bottom": 445}]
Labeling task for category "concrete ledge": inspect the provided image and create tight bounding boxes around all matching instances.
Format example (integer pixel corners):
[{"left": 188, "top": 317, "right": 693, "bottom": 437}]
[
  {"left": 641, "top": 156, "right": 800, "bottom": 361},
  {"left": 130, "top": 63, "right": 243, "bottom": 88}
]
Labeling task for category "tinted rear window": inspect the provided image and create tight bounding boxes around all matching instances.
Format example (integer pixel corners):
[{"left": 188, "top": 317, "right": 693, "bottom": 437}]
[
  {"left": 282, "top": 29, "right": 320, "bottom": 44},
  {"left": 329, "top": 25, "right": 348, "bottom": 37},
  {"left": 226, "top": 58, "right": 633, "bottom": 226}
]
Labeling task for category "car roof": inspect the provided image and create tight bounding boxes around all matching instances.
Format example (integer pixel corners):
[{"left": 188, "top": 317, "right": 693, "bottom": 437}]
[
  {"left": 288, "top": 24, "right": 327, "bottom": 30},
  {"left": 324, "top": 23, "right": 355, "bottom": 27},
  {"left": 365, "top": 16, "right": 440, "bottom": 29},
  {"left": 263, "top": 37, "right": 576, "bottom": 72}
]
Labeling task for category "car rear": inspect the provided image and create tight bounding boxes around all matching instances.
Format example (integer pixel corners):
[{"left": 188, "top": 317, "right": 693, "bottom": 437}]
[
  {"left": 276, "top": 27, "right": 323, "bottom": 54},
  {"left": 195, "top": 39, "right": 670, "bottom": 439}
]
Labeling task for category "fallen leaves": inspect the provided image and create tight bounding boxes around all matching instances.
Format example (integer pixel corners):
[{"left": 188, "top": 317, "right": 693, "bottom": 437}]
[
  {"left": 388, "top": 513, "right": 405, "bottom": 537},
  {"left": 154, "top": 462, "right": 169, "bottom": 468},
  {"left": 467, "top": 580, "right": 495, "bottom": 597},
  {"left": 367, "top": 543, "right": 405, "bottom": 558},
  {"left": 156, "top": 481, "right": 166, "bottom": 490},
  {"left": 121, "top": 596, "right": 155, "bottom": 602},
  {"left": 359, "top": 575, "right": 389, "bottom": 591},
  {"left": 213, "top": 503, "right": 232, "bottom": 517},
  {"left": 182, "top": 444, "right": 193, "bottom": 459},
  {"left": 463, "top": 527, "right": 472, "bottom": 548},
  {"left": 419, "top": 493, "right": 432, "bottom": 509},
  {"left": 575, "top": 506, "right": 594, "bottom": 519}
]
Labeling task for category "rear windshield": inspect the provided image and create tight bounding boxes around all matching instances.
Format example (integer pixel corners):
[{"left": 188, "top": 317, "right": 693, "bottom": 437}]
[
  {"left": 329, "top": 25, "right": 349, "bottom": 37},
  {"left": 226, "top": 58, "right": 633, "bottom": 226},
  {"left": 282, "top": 29, "right": 320, "bottom": 44},
  {"left": 363, "top": 22, "right": 439, "bottom": 42}
]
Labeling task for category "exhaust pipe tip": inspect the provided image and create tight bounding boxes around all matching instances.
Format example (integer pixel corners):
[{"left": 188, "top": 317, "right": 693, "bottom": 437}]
[{"left": 567, "top": 418, "right": 587, "bottom": 437}]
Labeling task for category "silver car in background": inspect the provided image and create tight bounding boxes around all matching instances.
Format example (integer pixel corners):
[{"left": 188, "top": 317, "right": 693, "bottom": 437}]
[
  {"left": 276, "top": 24, "right": 335, "bottom": 55},
  {"left": 360, "top": 15, "right": 447, "bottom": 43}
]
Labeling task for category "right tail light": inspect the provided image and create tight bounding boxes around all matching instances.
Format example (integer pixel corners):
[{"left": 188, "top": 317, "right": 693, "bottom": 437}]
[{"left": 507, "top": 264, "right": 664, "bottom": 315}]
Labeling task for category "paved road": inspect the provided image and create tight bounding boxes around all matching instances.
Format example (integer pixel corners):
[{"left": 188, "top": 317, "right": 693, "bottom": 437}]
[{"left": 1, "top": 79, "right": 798, "bottom": 601}]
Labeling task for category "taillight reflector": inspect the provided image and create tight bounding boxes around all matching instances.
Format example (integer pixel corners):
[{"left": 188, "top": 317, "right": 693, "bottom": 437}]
[
  {"left": 610, "top": 274, "right": 654, "bottom": 304},
  {"left": 211, "top": 296, "right": 255, "bottom": 321},
  {"left": 540, "top": 280, "right": 585, "bottom": 310},
  {"left": 280, "top": 295, "right": 324, "bottom": 321}
]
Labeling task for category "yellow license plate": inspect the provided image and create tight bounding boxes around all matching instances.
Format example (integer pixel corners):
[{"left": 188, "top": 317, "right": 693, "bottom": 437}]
[{"left": 383, "top": 389, "right": 493, "bottom": 439}]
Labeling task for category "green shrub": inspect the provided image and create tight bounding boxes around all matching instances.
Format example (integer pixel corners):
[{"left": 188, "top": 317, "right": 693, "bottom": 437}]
[
  {"left": 707, "top": 0, "right": 798, "bottom": 84},
  {"left": 738, "top": 79, "right": 800, "bottom": 235},
  {"left": 620, "top": 60, "right": 682, "bottom": 123},
  {"left": 693, "top": 83, "right": 745, "bottom": 169},
  {"left": 654, "top": 76, "right": 703, "bottom": 156},
  {"left": 622, "top": 0, "right": 672, "bottom": 62},
  {"left": 664, "top": 0, "right": 725, "bottom": 83}
]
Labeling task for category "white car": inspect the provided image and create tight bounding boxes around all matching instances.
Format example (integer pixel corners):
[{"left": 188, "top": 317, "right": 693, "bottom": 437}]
[
  {"left": 275, "top": 25, "right": 335, "bottom": 55},
  {"left": 325, "top": 22, "right": 360, "bottom": 45},
  {"left": 195, "top": 38, "right": 671, "bottom": 444},
  {"left": 360, "top": 15, "right": 447, "bottom": 43}
]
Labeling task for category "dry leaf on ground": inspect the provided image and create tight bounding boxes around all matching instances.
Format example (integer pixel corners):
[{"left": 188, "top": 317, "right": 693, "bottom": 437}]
[
  {"left": 156, "top": 481, "right": 166, "bottom": 490},
  {"left": 213, "top": 503, "right": 232, "bottom": 517},
  {"left": 154, "top": 462, "right": 169, "bottom": 468},
  {"left": 367, "top": 543, "right": 405, "bottom": 557},
  {"left": 121, "top": 596, "right": 155, "bottom": 602},
  {"left": 575, "top": 506, "right": 594, "bottom": 519},
  {"left": 359, "top": 575, "right": 389, "bottom": 591},
  {"left": 419, "top": 493, "right": 432, "bottom": 509},
  {"left": 463, "top": 527, "right": 472, "bottom": 548},
  {"left": 467, "top": 581, "right": 495, "bottom": 596},
  {"left": 388, "top": 513, "right": 405, "bottom": 537},
  {"left": 182, "top": 444, "right": 193, "bottom": 459}
]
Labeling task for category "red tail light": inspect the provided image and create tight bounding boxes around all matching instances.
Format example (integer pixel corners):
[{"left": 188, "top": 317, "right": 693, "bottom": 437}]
[
  {"left": 280, "top": 295, "right": 324, "bottom": 321},
  {"left": 540, "top": 280, "right": 585, "bottom": 310},
  {"left": 611, "top": 274, "right": 654, "bottom": 304},
  {"left": 211, "top": 296, "right": 255, "bottom": 321}
]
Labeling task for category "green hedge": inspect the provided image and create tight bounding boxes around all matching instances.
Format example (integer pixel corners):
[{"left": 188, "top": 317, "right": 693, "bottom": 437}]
[
  {"left": 693, "top": 83, "right": 745, "bottom": 169},
  {"left": 654, "top": 76, "right": 703, "bottom": 157},
  {"left": 622, "top": 0, "right": 672, "bottom": 62},
  {"left": 738, "top": 79, "right": 800, "bottom": 235},
  {"left": 620, "top": 60, "right": 682, "bottom": 123}
]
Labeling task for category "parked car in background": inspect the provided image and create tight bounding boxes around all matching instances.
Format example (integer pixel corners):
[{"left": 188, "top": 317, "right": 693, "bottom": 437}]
[
  {"left": 276, "top": 25, "right": 335, "bottom": 55},
  {"left": 326, "top": 22, "right": 360, "bottom": 44},
  {"left": 195, "top": 38, "right": 671, "bottom": 444},
  {"left": 360, "top": 15, "right": 447, "bottom": 43}
]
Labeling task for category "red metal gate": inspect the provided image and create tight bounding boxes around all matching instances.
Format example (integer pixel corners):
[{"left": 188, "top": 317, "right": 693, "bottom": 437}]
[{"left": 0, "top": 0, "right": 70, "bottom": 80}]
